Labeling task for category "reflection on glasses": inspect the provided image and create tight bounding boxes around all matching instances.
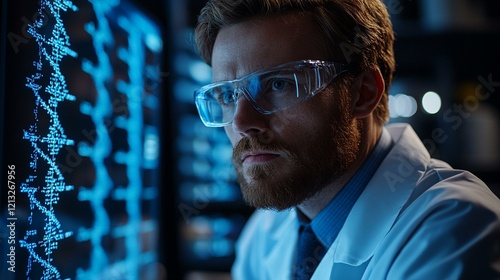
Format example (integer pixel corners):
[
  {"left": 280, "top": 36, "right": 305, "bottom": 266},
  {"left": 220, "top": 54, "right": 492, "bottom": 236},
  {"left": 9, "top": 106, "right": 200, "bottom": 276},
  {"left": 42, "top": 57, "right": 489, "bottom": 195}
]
[{"left": 194, "top": 60, "right": 349, "bottom": 127}]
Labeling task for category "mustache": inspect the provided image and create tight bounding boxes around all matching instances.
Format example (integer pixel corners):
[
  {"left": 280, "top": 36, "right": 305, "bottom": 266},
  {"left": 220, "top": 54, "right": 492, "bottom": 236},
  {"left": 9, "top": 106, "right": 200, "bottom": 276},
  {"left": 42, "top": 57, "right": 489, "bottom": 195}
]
[{"left": 232, "top": 136, "right": 291, "bottom": 163}]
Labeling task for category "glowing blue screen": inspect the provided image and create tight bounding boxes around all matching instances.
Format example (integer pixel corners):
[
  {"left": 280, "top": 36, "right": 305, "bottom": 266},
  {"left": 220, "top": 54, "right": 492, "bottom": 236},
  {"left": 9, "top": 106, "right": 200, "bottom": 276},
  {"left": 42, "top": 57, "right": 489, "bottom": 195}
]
[{"left": 1, "top": 0, "right": 163, "bottom": 279}]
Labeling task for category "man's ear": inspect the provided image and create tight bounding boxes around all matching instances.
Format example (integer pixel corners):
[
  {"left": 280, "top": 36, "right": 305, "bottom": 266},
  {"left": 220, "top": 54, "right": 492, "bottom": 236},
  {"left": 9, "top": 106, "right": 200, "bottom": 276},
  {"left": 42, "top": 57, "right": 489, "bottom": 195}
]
[{"left": 351, "top": 68, "right": 385, "bottom": 118}]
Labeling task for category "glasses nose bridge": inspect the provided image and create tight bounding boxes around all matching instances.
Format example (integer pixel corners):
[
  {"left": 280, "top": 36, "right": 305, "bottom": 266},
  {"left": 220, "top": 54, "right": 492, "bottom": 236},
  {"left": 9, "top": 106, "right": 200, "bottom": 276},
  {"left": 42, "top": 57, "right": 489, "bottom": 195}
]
[
  {"left": 232, "top": 81, "right": 254, "bottom": 104},
  {"left": 230, "top": 81, "right": 266, "bottom": 118}
]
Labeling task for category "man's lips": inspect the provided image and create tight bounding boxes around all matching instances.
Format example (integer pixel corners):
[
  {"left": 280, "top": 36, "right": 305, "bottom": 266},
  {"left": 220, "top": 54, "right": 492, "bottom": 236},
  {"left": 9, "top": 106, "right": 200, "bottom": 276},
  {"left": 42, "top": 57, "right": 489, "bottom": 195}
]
[{"left": 241, "top": 151, "right": 280, "bottom": 164}]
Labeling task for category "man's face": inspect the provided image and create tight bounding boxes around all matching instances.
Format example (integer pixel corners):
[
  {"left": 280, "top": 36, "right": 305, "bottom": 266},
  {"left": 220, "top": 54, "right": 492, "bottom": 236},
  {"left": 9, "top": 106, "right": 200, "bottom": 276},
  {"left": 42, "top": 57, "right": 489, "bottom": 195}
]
[{"left": 211, "top": 13, "right": 361, "bottom": 210}]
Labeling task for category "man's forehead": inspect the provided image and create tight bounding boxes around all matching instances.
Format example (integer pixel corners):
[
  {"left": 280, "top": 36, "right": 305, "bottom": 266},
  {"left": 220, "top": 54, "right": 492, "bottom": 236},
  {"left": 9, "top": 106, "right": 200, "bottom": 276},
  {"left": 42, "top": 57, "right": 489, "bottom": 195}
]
[{"left": 211, "top": 13, "right": 328, "bottom": 81}]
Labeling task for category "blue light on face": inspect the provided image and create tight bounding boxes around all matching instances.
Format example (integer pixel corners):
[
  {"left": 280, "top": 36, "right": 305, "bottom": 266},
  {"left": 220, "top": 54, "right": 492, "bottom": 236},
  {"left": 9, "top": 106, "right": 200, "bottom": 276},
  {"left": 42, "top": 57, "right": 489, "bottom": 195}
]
[{"left": 247, "top": 75, "right": 261, "bottom": 100}]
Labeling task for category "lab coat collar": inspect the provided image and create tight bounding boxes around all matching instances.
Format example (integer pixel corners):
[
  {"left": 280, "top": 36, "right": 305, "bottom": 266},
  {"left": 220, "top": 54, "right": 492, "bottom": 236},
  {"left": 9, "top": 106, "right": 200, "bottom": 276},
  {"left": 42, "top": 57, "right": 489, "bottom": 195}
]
[
  {"left": 323, "top": 124, "right": 430, "bottom": 269},
  {"left": 264, "top": 209, "right": 299, "bottom": 279}
]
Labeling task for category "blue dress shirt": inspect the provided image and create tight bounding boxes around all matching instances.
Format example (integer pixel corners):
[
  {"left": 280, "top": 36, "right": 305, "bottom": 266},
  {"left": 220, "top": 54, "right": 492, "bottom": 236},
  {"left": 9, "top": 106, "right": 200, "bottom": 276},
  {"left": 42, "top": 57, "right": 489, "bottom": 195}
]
[{"left": 298, "top": 128, "right": 393, "bottom": 248}]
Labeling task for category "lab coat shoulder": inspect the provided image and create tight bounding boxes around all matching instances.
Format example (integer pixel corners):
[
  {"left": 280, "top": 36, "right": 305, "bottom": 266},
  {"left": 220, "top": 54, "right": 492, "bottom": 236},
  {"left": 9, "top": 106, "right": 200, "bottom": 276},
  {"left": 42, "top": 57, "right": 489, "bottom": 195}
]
[
  {"left": 364, "top": 160, "right": 500, "bottom": 279},
  {"left": 330, "top": 124, "right": 500, "bottom": 279}
]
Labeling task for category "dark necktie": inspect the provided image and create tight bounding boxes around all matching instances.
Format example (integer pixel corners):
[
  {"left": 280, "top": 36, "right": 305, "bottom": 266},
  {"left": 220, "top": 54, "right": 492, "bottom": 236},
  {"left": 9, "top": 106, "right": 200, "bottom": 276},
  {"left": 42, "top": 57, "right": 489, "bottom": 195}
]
[{"left": 293, "top": 224, "right": 327, "bottom": 280}]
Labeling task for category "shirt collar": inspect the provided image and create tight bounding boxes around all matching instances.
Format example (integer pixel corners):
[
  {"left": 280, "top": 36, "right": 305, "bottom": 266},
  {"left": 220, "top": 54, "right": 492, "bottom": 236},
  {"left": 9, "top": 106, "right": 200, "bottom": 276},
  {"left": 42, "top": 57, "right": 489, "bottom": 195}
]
[{"left": 297, "top": 128, "right": 393, "bottom": 247}]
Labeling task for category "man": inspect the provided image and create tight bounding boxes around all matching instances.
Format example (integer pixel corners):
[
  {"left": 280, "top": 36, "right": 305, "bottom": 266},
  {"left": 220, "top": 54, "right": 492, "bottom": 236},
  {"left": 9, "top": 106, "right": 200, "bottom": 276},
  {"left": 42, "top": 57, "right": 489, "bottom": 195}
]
[{"left": 193, "top": 0, "right": 500, "bottom": 279}]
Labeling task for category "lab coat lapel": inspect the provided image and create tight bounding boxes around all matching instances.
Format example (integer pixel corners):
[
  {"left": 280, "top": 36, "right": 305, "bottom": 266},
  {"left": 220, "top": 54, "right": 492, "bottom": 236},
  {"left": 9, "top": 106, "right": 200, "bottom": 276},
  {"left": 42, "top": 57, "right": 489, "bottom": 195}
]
[
  {"left": 263, "top": 210, "right": 299, "bottom": 279},
  {"left": 311, "top": 239, "right": 337, "bottom": 279}
]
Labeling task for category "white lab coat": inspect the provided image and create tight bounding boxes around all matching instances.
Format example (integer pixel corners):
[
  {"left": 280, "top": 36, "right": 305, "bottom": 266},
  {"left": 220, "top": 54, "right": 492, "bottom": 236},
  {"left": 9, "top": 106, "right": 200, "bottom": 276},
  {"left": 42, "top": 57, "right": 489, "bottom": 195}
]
[{"left": 232, "top": 124, "right": 500, "bottom": 279}]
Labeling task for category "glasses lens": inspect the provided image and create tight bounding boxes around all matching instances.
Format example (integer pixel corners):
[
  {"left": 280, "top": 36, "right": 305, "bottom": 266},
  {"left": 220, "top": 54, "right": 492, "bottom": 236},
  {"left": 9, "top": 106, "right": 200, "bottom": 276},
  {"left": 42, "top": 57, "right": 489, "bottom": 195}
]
[
  {"left": 246, "top": 70, "right": 303, "bottom": 112},
  {"left": 195, "top": 83, "right": 236, "bottom": 127}
]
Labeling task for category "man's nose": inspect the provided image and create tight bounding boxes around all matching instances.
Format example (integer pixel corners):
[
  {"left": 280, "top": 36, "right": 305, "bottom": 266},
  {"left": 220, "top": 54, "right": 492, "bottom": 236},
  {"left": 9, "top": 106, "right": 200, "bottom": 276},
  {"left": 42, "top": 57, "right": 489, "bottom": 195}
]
[{"left": 230, "top": 91, "right": 268, "bottom": 137}]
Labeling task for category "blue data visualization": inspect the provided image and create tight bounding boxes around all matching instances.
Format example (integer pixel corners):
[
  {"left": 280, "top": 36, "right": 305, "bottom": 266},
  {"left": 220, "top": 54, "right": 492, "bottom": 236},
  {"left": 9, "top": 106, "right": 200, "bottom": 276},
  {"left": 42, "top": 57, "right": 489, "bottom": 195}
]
[{"left": 1, "top": 0, "right": 164, "bottom": 279}]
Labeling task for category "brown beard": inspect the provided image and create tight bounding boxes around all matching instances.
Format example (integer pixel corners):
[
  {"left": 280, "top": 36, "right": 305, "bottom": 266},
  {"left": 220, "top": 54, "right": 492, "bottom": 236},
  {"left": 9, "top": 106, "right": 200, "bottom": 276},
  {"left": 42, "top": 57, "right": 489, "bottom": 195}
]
[
  {"left": 232, "top": 96, "right": 361, "bottom": 211},
  {"left": 232, "top": 135, "right": 299, "bottom": 210}
]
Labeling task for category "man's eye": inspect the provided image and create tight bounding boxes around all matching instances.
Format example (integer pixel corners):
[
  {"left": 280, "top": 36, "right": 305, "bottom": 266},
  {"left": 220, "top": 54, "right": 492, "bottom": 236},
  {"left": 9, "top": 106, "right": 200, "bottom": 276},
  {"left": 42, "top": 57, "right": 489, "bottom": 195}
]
[
  {"left": 271, "top": 79, "right": 289, "bottom": 91},
  {"left": 221, "top": 92, "right": 234, "bottom": 104}
]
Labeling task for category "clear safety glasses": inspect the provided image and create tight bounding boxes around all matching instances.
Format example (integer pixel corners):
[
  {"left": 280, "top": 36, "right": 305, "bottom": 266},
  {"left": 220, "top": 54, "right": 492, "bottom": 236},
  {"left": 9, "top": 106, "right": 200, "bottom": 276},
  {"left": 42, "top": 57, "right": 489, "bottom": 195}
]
[{"left": 194, "top": 60, "right": 349, "bottom": 127}]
